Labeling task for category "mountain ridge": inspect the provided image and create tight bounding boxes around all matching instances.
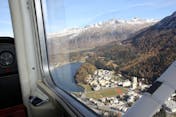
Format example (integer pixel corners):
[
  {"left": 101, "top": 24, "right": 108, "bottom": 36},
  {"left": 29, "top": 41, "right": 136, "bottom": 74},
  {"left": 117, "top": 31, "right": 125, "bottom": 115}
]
[
  {"left": 49, "top": 18, "right": 158, "bottom": 38},
  {"left": 48, "top": 18, "right": 157, "bottom": 54}
]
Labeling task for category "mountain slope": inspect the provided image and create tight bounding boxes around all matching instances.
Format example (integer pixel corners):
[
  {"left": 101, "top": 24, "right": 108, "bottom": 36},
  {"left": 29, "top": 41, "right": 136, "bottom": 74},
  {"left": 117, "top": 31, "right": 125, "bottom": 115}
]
[
  {"left": 121, "top": 11, "right": 176, "bottom": 82},
  {"left": 68, "top": 18, "right": 157, "bottom": 49}
]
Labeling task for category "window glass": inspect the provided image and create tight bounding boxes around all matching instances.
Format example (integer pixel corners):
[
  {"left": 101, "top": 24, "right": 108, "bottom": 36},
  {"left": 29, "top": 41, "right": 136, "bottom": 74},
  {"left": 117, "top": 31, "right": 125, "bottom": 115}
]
[
  {"left": 42, "top": 0, "right": 176, "bottom": 116},
  {"left": 0, "top": 0, "right": 13, "bottom": 37}
]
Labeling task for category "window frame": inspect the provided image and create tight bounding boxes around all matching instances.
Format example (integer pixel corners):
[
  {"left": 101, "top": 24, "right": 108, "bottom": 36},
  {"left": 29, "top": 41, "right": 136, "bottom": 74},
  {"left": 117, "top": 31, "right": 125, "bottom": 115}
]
[{"left": 33, "top": 0, "right": 99, "bottom": 117}]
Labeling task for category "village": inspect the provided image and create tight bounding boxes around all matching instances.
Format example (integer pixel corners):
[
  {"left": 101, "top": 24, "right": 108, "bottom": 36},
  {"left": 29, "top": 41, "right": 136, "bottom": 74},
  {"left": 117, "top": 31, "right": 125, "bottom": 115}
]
[{"left": 74, "top": 69, "right": 176, "bottom": 116}]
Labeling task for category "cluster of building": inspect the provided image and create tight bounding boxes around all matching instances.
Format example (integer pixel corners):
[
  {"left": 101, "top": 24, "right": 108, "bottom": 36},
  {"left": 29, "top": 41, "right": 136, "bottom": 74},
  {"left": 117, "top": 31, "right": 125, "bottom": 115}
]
[
  {"left": 75, "top": 69, "right": 176, "bottom": 116},
  {"left": 86, "top": 69, "right": 117, "bottom": 90},
  {"left": 88, "top": 97, "right": 128, "bottom": 114},
  {"left": 93, "top": 91, "right": 142, "bottom": 113},
  {"left": 78, "top": 70, "right": 147, "bottom": 115},
  {"left": 86, "top": 69, "right": 148, "bottom": 91}
]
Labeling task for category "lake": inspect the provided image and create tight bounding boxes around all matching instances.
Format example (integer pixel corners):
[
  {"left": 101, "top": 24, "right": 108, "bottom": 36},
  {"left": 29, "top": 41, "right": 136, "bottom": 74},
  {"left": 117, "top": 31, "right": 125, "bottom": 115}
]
[{"left": 51, "top": 62, "right": 84, "bottom": 92}]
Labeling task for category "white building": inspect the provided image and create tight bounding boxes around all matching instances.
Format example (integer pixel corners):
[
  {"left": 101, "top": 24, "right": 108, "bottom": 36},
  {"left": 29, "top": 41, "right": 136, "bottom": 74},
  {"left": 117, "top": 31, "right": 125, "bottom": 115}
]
[
  {"left": 123, "top": 80, "right": 131, "bottom": 87},
  {"left": 132, "top": 77, "right": 138, "bottom": 90}
]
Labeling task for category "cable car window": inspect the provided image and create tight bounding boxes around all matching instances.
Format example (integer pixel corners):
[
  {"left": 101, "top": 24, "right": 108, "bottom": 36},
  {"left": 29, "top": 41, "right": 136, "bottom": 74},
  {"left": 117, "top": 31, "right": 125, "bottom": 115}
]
[{"left": 41, "top": 0, "right": 176, "bottom": 116}]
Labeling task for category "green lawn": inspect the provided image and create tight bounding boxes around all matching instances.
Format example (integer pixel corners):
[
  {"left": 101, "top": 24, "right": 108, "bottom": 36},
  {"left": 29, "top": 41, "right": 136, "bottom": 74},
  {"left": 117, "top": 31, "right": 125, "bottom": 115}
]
[{"left": 85, "top": 87, "right": 127, "bottom": 99}]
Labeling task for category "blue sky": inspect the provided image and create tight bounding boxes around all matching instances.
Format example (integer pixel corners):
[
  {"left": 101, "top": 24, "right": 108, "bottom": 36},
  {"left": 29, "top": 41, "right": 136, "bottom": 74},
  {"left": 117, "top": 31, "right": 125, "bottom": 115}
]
[
  {"left": 0, "top": 0, "right": 13, "bottom": 36},
  {"left": 43, "top": 0, "right": 176, "bottom": 32},
  {"left": 0, "top": 0, "right": 176, "bottom": 35}
]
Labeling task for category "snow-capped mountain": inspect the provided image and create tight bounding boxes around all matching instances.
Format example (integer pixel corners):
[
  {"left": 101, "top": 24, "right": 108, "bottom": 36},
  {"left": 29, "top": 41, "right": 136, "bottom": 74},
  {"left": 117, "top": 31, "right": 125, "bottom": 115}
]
[
  {"left": 48, "top": 18, "right": 158, "bottom": 54},
  {"left": 124, "top": 11, "right": 176, "bottom": 48},
  {"left": 49, "top": 18, "right": 158, "bottom": 38}
]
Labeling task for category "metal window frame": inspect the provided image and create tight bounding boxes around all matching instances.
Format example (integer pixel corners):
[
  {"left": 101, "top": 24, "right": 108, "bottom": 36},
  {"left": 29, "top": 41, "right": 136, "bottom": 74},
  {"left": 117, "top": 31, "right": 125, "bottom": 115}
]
[{"left": 32, "top": 0, "right": 99, "bottom": 117}]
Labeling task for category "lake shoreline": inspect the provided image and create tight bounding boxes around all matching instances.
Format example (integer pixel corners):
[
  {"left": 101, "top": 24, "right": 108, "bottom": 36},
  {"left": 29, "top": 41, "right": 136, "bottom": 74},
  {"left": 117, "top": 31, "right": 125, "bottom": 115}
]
[{"left": 51, "top": 62, "right": 84, "bottom": 92}]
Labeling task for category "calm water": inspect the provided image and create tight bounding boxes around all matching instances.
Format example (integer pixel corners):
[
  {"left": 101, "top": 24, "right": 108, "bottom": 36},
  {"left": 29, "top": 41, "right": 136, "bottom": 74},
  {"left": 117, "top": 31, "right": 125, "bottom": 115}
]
[{"left": 51, "top": 62, "right": 84, "bottom": 92}]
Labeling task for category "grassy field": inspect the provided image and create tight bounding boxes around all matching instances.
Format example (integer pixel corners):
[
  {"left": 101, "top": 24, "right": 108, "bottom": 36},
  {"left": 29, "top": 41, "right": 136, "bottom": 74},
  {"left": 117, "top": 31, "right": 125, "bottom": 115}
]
[
  {"left": 85, "top": 87, "right": 127, "bottom": 99},
  {"left": 78, "top": 82, "right": 127, "bottom": 99}
]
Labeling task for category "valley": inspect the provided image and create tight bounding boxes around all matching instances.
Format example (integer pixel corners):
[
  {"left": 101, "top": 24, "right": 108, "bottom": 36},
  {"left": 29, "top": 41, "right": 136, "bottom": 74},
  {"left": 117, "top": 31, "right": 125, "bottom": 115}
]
[{"left": 48, "top": 11, "right": 176, "bottom": 117}]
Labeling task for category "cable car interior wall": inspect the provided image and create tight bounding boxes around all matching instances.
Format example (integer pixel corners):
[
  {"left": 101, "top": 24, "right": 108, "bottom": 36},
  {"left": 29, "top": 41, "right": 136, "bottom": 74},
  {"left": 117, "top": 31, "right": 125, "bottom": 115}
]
[{"left": 0, "top": 0, "right": 175, "bottom": 117}]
